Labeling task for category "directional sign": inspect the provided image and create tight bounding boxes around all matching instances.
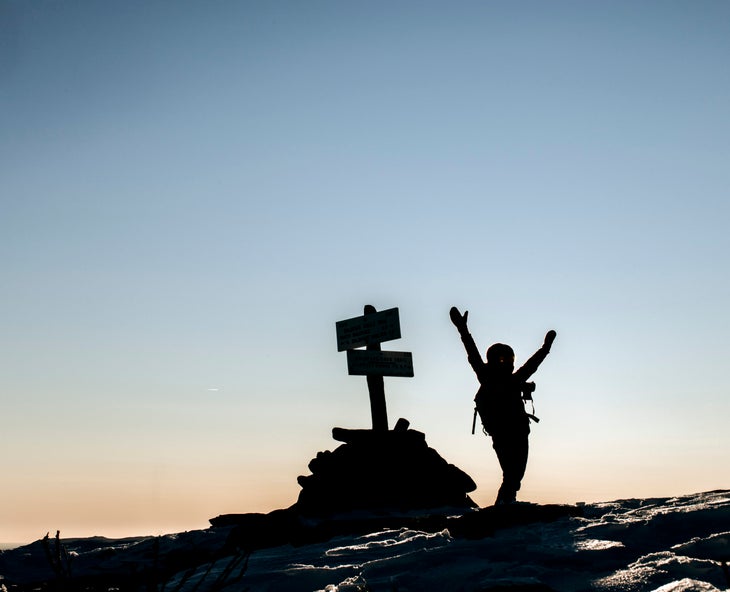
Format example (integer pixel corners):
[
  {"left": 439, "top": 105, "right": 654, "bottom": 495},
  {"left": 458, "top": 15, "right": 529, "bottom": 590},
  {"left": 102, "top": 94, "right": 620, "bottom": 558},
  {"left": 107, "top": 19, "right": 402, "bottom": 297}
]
[
  {"left": 336, "top": 307, "right": 401, "bottom": 352},
  {"left": 346, "top": 350, "right": 414, "bottom": 377}
]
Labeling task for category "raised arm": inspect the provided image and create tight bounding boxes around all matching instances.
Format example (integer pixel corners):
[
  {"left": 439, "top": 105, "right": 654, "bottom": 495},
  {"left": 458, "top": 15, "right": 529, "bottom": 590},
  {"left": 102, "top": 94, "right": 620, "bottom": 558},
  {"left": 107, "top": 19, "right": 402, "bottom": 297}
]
[
  {"left": 515, "top": 330, "right": 557, "bottom": 381},
  {"left": 450, "top": 307, "right": 484, "bottom": 374}
]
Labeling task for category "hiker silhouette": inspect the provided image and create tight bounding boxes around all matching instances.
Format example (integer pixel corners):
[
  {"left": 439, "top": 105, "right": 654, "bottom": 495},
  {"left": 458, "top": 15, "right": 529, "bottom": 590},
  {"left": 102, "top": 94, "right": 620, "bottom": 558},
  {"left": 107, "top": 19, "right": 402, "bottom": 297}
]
[{"left": 450, "top": 306, "right": 556, "bottom": 505}]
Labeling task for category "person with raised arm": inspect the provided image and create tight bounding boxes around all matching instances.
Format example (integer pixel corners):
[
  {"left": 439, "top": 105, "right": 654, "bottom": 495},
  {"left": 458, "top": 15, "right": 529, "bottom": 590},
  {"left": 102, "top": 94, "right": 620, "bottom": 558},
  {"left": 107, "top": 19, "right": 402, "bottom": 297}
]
[{"left": 450, "top": 306, "right": 556, "bottom": 505}]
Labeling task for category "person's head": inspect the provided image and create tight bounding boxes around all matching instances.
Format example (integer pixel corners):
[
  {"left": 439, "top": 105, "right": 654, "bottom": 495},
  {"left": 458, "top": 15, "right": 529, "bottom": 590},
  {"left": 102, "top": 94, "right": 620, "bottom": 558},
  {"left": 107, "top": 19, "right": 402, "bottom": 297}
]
[{"left": 486, "top": 343, "right": 514, "bottom": 374}]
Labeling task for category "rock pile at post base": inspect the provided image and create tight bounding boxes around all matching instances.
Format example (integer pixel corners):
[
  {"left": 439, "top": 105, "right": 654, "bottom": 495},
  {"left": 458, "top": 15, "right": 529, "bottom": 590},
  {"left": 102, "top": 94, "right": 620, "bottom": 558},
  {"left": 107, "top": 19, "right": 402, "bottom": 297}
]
[{"left": 296, "top": 419, "right": 477, "bottom": 515}]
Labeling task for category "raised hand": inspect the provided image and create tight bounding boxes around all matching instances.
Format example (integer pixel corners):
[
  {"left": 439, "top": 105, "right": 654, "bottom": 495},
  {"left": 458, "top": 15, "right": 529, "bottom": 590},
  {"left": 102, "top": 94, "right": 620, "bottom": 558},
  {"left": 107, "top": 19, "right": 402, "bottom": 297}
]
[{"left": 450, "top": 306, "right": 469, "bottom": 330}]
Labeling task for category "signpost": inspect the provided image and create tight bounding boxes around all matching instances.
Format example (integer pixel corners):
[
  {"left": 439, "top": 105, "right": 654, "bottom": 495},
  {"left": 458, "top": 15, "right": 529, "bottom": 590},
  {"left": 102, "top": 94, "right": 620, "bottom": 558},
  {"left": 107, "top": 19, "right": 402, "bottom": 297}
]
[
  {"left": 336, "top": 304, "right": 414, "bottom": 431},
  {"left": 336, "top": 307, "right": 401, "bottom": 351}
]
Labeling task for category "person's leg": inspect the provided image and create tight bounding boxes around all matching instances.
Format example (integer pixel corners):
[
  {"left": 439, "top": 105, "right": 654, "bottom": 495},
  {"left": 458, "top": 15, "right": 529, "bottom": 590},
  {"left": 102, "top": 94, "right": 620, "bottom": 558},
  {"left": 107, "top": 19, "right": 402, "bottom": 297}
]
[
  {"left": 510, "top": 434, "right": 529, "bottom": 493},
  {"left": 492, "top": 434, "right": 529, "bottom": 504}
]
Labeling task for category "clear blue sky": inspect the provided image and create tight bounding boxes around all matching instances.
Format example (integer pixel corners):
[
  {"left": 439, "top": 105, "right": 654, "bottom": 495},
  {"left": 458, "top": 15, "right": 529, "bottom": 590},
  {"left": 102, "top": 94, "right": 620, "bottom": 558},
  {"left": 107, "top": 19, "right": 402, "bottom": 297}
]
[{"left": 2, "top": 0, "right": 729, "bottom": 544}]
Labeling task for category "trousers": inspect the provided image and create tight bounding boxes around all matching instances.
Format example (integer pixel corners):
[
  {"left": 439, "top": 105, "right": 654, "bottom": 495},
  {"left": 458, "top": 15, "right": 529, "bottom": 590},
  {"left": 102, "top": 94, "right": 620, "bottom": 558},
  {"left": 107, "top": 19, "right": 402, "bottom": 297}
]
[{"left": 491, "top": 431, "right": 529, "bottom": 504}]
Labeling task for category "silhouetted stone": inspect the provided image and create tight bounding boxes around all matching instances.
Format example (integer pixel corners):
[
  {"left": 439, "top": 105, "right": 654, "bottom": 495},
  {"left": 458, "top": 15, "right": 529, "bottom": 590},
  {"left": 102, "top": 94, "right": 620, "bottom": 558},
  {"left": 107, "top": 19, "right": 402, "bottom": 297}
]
[
  {"left": 332, "top": 425, "right": 424, "bottom": 445},
  {"left": 393, "top": 417, "right": 410, "bottom": 431},
  {"left": 296, "top": 422, "right": 477, "bottom": 516},
  {"left": 447, "top": 502, "right": 583, "bottom": 540},
  {"left": 210, "top": 508, "right": 299, "bottom": 550}
]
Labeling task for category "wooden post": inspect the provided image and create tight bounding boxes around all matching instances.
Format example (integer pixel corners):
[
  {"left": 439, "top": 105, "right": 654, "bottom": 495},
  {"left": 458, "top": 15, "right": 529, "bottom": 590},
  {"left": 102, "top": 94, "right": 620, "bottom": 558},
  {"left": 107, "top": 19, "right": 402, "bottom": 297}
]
[{"left": 364, "top": 304, "right": 388, "bottom": 431}]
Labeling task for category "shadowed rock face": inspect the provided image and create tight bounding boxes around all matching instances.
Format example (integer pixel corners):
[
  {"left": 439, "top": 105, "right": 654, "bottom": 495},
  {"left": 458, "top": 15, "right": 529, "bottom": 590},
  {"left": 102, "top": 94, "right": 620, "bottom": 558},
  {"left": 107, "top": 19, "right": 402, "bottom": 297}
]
[{"left": 295, "top": 424, "right": 477, "bottom": 516}]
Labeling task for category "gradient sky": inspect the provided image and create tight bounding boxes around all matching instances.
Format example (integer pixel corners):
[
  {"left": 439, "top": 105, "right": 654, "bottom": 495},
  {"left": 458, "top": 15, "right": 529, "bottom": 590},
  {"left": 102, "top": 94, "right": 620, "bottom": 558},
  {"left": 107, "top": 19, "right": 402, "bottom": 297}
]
[{"left": 2, "top": 0, "right": 729, "bottom": 545}]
